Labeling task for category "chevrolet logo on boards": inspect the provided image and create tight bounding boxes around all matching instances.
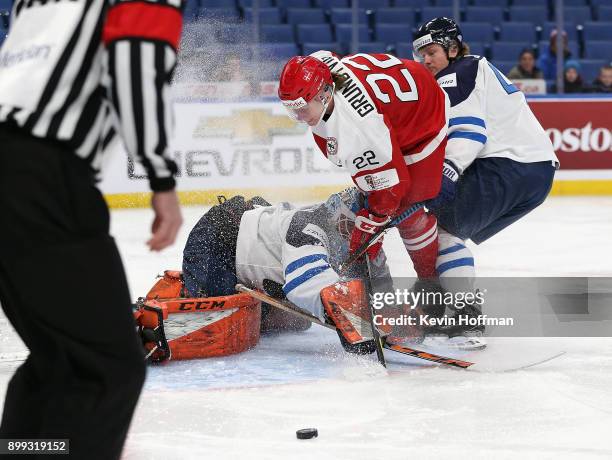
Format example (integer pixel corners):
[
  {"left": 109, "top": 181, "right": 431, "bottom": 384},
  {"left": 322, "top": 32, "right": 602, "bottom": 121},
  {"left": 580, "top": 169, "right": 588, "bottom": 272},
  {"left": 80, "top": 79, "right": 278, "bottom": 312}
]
[{"left": 193, "top": 109, "right": 307, "bottom": 145}]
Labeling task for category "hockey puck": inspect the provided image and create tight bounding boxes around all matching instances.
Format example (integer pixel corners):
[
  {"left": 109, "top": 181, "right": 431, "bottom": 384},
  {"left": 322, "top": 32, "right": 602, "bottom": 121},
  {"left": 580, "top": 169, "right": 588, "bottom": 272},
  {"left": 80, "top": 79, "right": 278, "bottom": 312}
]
[{"left": 296, "top": 428, "right": 318, "bottom": 440}]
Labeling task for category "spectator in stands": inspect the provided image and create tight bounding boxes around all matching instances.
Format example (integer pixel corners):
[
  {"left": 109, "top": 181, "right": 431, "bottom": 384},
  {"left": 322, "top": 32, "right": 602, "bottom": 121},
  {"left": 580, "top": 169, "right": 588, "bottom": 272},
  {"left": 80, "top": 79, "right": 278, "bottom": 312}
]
[
  {"left": 507, "top": 49, "right": 544, "bottom": 80},
  {"left": 211, "top": 52, "right": 247, "bottom": 82},
  {"left": 591, "top": 65, "right": 612, "bottom": 93},
  {"left": 537, "top": 29, "right": 572, "bottom": 80},
  {"left": 552, "top": 60, "right": 587, "bottom": 93}
]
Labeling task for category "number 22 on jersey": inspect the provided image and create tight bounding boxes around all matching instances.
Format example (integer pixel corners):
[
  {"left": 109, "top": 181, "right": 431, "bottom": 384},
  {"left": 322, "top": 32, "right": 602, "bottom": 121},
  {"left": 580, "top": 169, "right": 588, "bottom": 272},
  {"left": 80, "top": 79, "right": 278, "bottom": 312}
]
[{"left": 342, "top": 53, "right": 419, "bottom": 104}]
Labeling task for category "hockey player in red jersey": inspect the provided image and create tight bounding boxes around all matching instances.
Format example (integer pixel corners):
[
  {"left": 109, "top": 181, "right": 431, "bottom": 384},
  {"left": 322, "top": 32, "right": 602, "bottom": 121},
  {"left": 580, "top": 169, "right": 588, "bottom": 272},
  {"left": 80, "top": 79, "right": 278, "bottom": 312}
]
[{"left": 278, "top": 51, "right": 449, "bottom": 280}]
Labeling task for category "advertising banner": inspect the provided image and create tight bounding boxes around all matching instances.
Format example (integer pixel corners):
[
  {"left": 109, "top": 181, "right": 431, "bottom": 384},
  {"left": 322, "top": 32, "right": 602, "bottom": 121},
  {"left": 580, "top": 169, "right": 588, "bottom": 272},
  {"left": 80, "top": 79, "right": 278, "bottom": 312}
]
[
  {"left": 528, "top": 98, "right": 612, "bottom": 170},
  {"left": 99, "top": 97, "right": 612, "bottom": 206},
  {"left": 99, "top": 102, "right": 351, "bottom": 205}
]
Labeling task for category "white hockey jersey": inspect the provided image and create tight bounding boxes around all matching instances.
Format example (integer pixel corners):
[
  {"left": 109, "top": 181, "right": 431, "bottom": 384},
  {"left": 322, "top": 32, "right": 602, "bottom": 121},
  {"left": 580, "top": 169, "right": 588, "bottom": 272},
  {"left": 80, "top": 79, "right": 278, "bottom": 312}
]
[
  {"left": 235, "top": 190, "right": 390, "bottom": 320},
  {"left": 436, "top": 56, "right": 558, "bottom": 173}
]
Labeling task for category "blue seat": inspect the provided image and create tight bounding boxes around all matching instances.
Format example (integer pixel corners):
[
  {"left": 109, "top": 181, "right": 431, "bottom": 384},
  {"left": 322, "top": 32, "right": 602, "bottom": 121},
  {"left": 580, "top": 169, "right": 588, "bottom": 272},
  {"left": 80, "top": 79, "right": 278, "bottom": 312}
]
[
  {"left": 540, "top": 22, "right": 578, "bottom": 41},
  {"left": 490, "top": 60, "right": 516, "bottom": 76},
  {"left": 198, "top": 7, "right": 240, "bottom": 22},
  {"left": 395, "top": 42, "right": 414, "bottom": 60},
  {"left": 472, "top": 0, "right": 507, "bottom": 6},
  {"left": 335, "top": 24, "right": 371, "bottom": 46},
  {"left": 302, "top": 42, "right": 343, "bottom": 55},
  {"left": 460, "top": 22, "right": 494, "bottom": 44},
  {"left": 259, "top": 43, "right": 300, "bottom": 61},
  {"left": 183, "top": 0, "right": 199, "bottom": 22},
  {"left": 581, "top": 41, "right": 611, "bottom": 60},
  {"left": 598, "top": 6, "right": 612, "bottom": 21},
  {"left": 276, "top": 0, "right": 312, "bottom": 9},
  {"left": 467, "top": 42, "right": 486, "bottom": 58},
  {"left": 376, "top": 24, "right": 412, "bottom": 46},
  {"left": 238, "top": 0, "right": 275, "bottom": 7},
  {"left": 491, "top": 42, "right": 531, "bottom": 61},
  {"left": 243, "top": 8, "right": 282, "bottom": 24},
  {"left": 511, "top": 0, "right": 542, "bottom": 5},
  {"left": 360, "top": 0, "right": 391, "bottom": 8},
  {"left": 286, "top": 8, "right": 326, "bottom": 25},
  {"left": 560, "top": 6, "right": 592, "bottom": 24},
  {"left": 375, "top": 8, "right": 415, "bottom": 25},
  {"left": 538, "top": 40, "right": 580, "bottom": 60},
  {"left": 201, "top": 0, "right": 239, "bottom": 7},
  {"left": 315, "top": 0, "right": 349, "bottom": 9},
  {"left": 579, "top": 59, "right": 607, "bottom": 82},
  {"left": 216, "top": 24, "right": 245, "bottom": 43},
  {"left": 465, "top": 7, "right": 505, "bottom": 25},
  {"left": 509, "top": 7, "right": 548, "bottom": 25},
  {"left": 499, "top": 22, "right": 536, "bottom": 43},
  {"left": 395, "top": 0, "right": 430, "bottom": 8},
  {"left": 434, "top": 0, "right": 469, "bottom": 6},
  {"left": 421, "top": 7, "right": 457, "bottom": 23},
  {"left": 562, "top": 0, "right": 589, "bottom": 5},
  {"left": 355, "top": 42, "right": 388, "bottom": 54},
  {"left": 0, "top": 0, "right": 12, "bottom": 9},
  {"left": 592, "top": 0, "right": 612, "bottom": 7},
  {"left": 297, "top": 24, "right": 334, "bottom": 43},
  {"left": 329, "top": 8, "right": 369, "bottom": 24},
  {"left": 260, "top": 24, "right": 295, "bottom": 42},
  {"left": 583, "top": 22, "right": 612, "bottom": 41}
]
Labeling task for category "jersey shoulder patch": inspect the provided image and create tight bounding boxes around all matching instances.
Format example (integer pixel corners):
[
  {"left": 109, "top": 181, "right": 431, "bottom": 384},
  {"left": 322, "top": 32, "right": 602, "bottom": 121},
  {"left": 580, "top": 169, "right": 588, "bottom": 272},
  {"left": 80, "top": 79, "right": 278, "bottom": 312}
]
[{"left": 436, "top": 56, "right": 482, "bottom": 107}]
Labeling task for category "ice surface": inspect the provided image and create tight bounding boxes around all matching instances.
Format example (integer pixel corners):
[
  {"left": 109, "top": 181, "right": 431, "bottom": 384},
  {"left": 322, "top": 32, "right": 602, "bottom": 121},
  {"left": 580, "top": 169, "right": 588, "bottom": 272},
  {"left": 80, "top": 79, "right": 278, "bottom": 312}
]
[{"left": 1, "top": 197, "right": 612, "bottom": 459}]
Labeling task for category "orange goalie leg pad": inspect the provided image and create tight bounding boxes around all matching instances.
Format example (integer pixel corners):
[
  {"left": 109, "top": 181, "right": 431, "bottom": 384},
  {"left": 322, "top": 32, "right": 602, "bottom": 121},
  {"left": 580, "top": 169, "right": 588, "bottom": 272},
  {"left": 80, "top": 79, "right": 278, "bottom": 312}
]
[{"left": 145, "top": 270, "right": 185, "bottom": 300}]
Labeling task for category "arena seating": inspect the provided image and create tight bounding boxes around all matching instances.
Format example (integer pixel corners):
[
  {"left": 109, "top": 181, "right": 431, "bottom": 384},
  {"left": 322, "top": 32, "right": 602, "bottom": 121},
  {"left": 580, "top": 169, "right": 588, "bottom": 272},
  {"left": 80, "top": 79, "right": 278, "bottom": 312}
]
[{"left": 6, "top": 0, "right": 604, "bottom": 91}]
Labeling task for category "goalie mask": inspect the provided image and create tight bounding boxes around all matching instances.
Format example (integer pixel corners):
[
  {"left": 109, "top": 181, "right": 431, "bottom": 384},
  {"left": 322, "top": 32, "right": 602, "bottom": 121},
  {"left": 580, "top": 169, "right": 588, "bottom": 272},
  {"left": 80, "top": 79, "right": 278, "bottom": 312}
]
[
  {"left": 413, "top": 17, "right": 464, "bottom": 62},
  {"left": 323, "top": 187, "right": 364, "bottom": 241}
]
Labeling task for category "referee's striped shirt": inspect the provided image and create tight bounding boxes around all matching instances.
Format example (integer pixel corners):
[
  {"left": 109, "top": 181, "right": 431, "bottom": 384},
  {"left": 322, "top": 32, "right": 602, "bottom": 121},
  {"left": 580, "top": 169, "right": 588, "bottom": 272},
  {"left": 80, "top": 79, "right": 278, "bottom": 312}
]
[{"left": 0, "top": 0, "right": 183, "bottom": 191}]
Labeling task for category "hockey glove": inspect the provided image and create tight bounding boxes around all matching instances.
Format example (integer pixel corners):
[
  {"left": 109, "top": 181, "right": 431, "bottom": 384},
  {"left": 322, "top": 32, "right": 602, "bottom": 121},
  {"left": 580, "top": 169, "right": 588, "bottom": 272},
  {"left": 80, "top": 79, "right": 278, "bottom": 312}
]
[
  {"left": 426, "top": 160, "right": 460, "bottom": 210},
  {"left": 349, "top": 209, "right": 391, "bottom": 260}
]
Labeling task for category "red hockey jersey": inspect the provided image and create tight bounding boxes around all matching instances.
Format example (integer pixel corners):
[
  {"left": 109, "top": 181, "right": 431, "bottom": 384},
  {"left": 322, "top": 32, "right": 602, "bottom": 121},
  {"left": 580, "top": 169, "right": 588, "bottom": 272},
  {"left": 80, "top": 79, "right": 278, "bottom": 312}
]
[{"left": 310, "top": 51, "right": 448, "bottom": 217}]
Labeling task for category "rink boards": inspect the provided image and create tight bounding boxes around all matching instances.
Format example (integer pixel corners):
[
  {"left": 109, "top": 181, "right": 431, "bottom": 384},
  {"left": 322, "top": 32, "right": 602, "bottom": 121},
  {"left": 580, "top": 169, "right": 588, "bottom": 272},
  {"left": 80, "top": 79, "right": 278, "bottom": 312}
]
[{"left": 98, "top": 97, "right": 612, "bottom": 208}]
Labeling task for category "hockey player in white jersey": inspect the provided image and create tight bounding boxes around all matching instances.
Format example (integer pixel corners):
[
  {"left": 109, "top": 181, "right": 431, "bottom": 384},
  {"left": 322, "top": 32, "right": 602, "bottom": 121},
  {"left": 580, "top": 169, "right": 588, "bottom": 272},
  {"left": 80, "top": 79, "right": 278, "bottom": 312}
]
[{"left": 412, "top": 17, "right": 559, "bottom": 336}]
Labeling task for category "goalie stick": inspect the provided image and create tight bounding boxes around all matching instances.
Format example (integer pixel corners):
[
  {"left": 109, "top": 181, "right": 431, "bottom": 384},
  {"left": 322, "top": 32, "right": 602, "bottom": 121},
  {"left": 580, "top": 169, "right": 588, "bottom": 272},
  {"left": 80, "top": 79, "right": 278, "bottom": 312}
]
[
  {"left": 364, "top": 257, "right": 387, "bottom": 367},
  {"left": 235, "top": 284, "right": 475, "bottom": 369}
]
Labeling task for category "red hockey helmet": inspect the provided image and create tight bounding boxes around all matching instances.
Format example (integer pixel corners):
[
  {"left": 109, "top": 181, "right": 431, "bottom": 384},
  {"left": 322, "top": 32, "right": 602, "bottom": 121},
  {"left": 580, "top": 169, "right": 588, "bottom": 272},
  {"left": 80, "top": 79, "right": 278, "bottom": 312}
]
[
  {"left": 278, "top": 56, "right": 333, "bottom": 103},
  {"left": 278, "top": 56, "right": 334, "bottom": 124}
]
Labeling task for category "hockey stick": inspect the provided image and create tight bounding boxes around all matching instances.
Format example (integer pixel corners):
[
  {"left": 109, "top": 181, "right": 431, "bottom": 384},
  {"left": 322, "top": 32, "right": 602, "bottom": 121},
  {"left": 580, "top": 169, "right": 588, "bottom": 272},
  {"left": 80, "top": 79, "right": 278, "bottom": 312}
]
[
  {"left": 235, "top": 284, "right": 336, "bottom": 331},
  {"left": 339, "top": 202, "right": 424, "bottom": 273},
  {"left": 364, "top": 257, "right": 387, "bottom": 367},
  {"left": 235, "top": 284, "right": 476, "bottom": 369}
]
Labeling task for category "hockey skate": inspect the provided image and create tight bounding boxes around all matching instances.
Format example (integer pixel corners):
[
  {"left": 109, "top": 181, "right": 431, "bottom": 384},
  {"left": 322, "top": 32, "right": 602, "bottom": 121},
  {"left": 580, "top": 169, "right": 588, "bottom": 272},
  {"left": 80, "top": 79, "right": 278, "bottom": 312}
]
[
  {"left": 424, "top": 301, "right": 487, "bottom": 351},
  {"left": 404, "top": 279, "right": 487, "bottom": 351}
]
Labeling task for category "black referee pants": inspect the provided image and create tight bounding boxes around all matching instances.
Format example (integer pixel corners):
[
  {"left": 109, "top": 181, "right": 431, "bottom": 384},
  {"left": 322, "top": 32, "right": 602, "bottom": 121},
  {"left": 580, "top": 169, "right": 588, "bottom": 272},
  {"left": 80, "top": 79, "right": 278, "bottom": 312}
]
[{"left": 0, "top": 127, "right": 146, "bottom": 459}]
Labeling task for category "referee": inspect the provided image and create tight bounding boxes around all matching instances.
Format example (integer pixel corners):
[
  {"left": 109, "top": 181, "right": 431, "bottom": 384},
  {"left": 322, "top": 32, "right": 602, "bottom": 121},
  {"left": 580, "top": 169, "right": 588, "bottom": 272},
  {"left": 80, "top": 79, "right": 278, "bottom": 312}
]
[{"left": 0, "top": 1, "right": 183, "bottom": 458}]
